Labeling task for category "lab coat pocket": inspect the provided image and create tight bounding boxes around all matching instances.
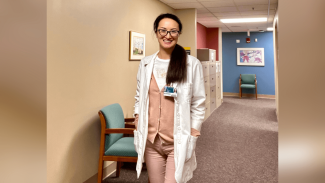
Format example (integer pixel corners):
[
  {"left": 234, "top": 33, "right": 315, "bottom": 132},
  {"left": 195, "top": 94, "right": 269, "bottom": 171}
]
[{"left": 185, "top": 135, "right": 198, "bottom": 162}]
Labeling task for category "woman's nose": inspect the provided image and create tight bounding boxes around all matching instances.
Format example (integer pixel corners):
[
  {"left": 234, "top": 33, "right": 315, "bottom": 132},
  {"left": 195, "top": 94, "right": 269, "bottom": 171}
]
[{"left": 165, "top": 32, "right": 172, "bottom": 38}]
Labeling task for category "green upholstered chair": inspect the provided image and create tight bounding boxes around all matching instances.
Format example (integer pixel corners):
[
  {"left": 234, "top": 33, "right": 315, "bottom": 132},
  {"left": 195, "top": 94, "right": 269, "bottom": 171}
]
[
  {"left": 239, "top": 74, "right": 257, "bottom": 100},
  {"left": 97, "top": 103, "right": 137, "bottom": 183}
]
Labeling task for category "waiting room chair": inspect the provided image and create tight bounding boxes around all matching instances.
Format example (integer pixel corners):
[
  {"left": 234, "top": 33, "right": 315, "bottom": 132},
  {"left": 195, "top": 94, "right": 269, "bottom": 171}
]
[
  {"left": 239, "top": 74, "right": 257, "bottom": 100},
  {"left": 97, "top": 103, "right": 137, "bottom": 183}
]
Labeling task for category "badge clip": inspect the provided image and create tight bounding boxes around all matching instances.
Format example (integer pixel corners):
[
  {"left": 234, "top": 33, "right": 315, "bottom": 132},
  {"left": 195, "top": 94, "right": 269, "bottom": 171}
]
[{"left": 163, "top": 86, "right": 177, "bottom": 97}]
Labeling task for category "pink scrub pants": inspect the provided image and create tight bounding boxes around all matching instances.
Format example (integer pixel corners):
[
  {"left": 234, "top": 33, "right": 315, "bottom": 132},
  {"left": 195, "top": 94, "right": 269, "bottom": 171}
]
[{"left": 144, "top": 135, "right": 177, "bottom": 183}]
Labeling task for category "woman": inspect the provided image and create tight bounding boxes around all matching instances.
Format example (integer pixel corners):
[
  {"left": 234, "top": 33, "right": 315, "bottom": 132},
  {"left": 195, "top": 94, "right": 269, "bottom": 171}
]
[{"left": 133, "top": 13, "right": 206, "bottom": 183}]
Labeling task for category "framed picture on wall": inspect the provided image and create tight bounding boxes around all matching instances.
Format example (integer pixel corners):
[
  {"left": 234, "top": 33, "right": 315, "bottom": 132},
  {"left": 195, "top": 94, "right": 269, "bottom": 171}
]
[
  {"left": 129, "top": 31, "right": 146, "bottom": 61},
  {"left": 237, "top": 48, "right": 264, "bottom": 66}
]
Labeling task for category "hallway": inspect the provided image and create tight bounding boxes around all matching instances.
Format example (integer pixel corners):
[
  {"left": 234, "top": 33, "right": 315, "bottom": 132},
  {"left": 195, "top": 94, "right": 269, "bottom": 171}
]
[
  {"left": 104, "top": 97, "right": 278, "bottom": 183},
  {"left": 190, "top": 96, "right": 278, "bottom": 183}
]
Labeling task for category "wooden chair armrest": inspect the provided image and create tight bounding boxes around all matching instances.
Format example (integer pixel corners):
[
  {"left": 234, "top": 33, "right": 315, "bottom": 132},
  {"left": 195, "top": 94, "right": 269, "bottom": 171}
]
[
  {"left": 125, "top": 122, "right": 135, "bottom": 128},
  {"left": 105, "top": 128, "right": 135, "bottom": 134},
  {"left": 125, "top": 118, "right": 135, "bottom": 122}
]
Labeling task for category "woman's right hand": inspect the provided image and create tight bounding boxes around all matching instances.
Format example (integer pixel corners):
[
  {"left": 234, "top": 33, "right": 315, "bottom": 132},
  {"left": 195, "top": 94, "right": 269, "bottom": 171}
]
[{"left": 134, "top": 114, "right": 139, "bottom": 130}]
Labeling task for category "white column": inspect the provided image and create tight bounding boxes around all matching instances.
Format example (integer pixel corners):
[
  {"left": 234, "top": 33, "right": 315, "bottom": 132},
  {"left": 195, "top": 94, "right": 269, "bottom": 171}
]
[{"left": 218, "top": 27, "right": 223, "bottom": 100}]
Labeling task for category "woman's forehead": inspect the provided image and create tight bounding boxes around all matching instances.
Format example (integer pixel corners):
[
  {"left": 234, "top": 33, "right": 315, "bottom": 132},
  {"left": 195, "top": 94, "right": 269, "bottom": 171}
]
[{"left": 158, "top": 18, "right": 179, "bottom": 29}]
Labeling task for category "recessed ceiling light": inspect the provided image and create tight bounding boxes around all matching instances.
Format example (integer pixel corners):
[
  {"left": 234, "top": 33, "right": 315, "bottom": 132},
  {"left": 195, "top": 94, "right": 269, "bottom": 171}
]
[
  {"left": 267, "top": 27, "right": 274, "bottom": 31},
  {"left": 220, "top": 18, "right": 267, "bottom": 23}
]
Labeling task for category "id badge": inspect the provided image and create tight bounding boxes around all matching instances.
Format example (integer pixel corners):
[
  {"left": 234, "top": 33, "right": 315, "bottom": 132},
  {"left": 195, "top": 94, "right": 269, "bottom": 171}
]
[{"left": 163, "top": 86, "right": 177, "bottom": 97}]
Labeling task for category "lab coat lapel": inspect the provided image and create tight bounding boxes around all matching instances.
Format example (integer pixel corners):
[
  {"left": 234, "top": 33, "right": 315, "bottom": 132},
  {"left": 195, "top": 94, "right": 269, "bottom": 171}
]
[{"left": 145, "top": 51, "right": 158, "bottom": 91}]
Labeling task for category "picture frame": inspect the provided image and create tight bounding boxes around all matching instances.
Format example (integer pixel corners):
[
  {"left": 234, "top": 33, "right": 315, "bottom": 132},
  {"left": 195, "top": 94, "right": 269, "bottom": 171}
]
[
  {"left": 237, "top": 48, "right": 264, "bottom": 66},
  {"left": 129, "top": 31, "right": 146, "bottom": 61}
]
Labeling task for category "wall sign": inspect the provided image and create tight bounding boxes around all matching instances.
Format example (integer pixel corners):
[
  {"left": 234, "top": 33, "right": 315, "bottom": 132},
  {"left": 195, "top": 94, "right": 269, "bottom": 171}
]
[{"left": 184, "top": 47, "right": 191, "bottom": 55}]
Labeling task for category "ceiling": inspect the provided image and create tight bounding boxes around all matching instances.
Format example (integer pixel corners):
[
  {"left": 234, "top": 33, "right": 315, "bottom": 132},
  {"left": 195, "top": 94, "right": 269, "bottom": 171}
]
[{"left": 159, "top": 0, "right": 278, "bottom": 32}]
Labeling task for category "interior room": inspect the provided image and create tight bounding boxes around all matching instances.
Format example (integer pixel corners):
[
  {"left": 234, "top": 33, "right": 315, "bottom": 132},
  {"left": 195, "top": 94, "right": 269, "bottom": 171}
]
[
  {"left": 46, "top": 0, "right": 279, "bottom": 182},
  {"left": 45, "top": 0, "right": 319, "bottom": 182},
  {"left": 1, "top": 0, "right": 325, "bottom": 183}
]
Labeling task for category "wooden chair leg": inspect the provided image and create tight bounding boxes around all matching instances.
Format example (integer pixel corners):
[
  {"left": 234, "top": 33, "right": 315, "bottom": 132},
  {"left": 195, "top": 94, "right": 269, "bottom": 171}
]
[
  {"left": 239, "top": 88, "right": 241, "bottom": 98},
  {"left": 116, "top": 161, "right": 121, "bottom": 177},
  {"left": 97, "top": 159, "right": 103, "bottom": 183},
  {"left": 256, "top": 88, "right": 257, "bottom": 100}
]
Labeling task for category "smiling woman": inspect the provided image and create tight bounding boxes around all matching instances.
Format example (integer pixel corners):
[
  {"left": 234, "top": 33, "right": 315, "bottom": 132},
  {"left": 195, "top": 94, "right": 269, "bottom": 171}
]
[
  {"left": 132, "top": 13, "right": 206, "bottom": 183},
  {"left": 153, "top": 14, "right": 187, "bottom": 85}
]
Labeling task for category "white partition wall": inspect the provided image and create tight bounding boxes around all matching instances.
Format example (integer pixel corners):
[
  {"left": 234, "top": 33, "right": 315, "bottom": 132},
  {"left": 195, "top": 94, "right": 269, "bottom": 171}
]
[{"left": 218, "top": 28, "right": 223, "bottom": 101}]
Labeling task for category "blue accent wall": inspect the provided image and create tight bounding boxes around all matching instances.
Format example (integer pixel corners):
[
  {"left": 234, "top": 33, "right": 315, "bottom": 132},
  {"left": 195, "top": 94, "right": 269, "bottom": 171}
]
[{"left": 222, "top": 32, "right": 275, "bottom": 95}]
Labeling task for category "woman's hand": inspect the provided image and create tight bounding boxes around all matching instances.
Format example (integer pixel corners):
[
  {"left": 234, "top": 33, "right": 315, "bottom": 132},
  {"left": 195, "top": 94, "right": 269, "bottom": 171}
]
[
  {"left": 134, "top": 114, "right": 139, "bottom": 130},
  {"left": 191, "top": 128, "right": 200, "bottom": 137},
  {"left": 186, "top": 129, "right": 200, "bottom": 162}
]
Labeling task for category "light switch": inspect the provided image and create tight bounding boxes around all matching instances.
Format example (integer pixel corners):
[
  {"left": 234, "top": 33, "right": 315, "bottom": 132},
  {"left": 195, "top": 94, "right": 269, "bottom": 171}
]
[
  {"left": 255, "top": 38, "right": 258, "bottom": 42},
  {"left": 236, "top": 39, "right": 240, "bottom": 43}
]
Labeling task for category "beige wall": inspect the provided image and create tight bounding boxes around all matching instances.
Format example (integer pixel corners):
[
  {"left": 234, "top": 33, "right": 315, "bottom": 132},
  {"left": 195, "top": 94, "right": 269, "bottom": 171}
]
[
  {"left": 175, "top": 9, "right": 197, "bottom": 57},
  {"left": 0, "top": 0, "right": 46, "bottom": 183},
  {"left": 278, "top": 0, "right": 325, "bottom": 182},
  {"left": 47, "top": 0, "right": 185, "bottom": 182}
]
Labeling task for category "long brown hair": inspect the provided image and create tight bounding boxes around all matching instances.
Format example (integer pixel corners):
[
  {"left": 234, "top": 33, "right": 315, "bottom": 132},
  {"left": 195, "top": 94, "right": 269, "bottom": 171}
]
[{"left": 153, "top": 13, "right": 187, "bottom": 85}]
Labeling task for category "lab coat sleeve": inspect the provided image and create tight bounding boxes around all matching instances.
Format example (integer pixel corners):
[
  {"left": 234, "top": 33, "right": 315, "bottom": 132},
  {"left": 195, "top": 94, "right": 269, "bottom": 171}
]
[
  {"left": 190, "top": 58, "right": 206, "bottom": 132},
  {"left": 133, "top": 62, "right": 142, "bottom": 117}
]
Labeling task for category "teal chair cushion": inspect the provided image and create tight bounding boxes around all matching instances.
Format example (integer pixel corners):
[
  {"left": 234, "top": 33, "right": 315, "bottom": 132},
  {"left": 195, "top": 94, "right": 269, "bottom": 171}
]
[
  {"left": 104, "top": 137, "right": 137, "bottom": 157},
  {"left": 241, "top": 74, "right": 255, "bottom": 84},
  {"left": 241, "top": 84, "right": 256, "bottom": 89},
  {"left": 100, "top": 103, "right": 125, "bottom": 151}
]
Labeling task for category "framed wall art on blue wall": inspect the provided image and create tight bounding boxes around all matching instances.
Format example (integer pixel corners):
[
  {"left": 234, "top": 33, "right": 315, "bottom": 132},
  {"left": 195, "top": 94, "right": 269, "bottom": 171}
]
[{"left": 237, "top": 48, "right": 264, "bottom": 66}]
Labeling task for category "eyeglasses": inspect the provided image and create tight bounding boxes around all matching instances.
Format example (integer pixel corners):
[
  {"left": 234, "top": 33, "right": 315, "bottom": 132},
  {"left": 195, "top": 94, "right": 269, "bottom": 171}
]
[{"left": 157, "top": 29, "right": 180, "bottom": 37}]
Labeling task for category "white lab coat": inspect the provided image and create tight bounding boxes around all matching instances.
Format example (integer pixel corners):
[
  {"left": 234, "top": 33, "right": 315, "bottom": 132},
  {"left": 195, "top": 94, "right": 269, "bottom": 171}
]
[{"left": 133, "top": 51, "right": 206, "bottom": 183}]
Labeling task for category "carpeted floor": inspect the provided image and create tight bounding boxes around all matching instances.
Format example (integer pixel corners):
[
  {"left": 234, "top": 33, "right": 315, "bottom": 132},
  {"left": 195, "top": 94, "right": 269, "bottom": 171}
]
[{"left": 104, "top": 96, "right": 278, "bottom": 183}]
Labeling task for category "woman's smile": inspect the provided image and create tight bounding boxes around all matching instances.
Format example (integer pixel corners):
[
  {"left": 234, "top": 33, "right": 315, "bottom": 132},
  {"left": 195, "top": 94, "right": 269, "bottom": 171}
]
[{"left": 163, "top": 39, "right": 173, "bottom": 45}]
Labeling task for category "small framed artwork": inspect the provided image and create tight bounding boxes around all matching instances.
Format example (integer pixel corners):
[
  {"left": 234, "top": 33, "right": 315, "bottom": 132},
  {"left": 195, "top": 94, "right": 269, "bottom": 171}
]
[
  {"left": 129, "top": 31, "right": 146, "bottom": 61},
  {"left": 237, "top": 48, "right": 264, "bottom": 66}
]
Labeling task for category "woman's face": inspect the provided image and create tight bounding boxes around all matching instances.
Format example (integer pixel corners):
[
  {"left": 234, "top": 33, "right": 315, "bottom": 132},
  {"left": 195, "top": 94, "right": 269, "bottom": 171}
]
[{"left": 156, "top": 18, "right": 180, "bottom": 51}]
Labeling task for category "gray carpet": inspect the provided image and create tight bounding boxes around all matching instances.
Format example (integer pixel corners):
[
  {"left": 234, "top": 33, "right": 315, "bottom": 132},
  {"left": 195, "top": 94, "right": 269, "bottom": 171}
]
[{"left": 104, "top": 96, "right": 278, "bottom": 183}]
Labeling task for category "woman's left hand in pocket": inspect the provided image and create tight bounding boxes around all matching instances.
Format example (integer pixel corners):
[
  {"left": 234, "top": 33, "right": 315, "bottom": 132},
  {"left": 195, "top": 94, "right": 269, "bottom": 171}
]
[{"left": 191, "top": 128, "right": 200, "bottom": 137}]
